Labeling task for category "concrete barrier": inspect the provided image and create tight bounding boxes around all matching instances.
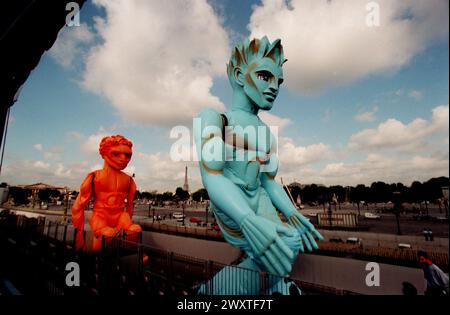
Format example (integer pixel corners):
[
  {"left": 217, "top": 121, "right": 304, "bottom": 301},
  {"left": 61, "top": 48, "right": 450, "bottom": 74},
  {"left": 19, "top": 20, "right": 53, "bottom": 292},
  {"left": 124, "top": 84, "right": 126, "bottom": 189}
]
[{"left": 143, "top": 230, "right": 434, "bottom": 295}]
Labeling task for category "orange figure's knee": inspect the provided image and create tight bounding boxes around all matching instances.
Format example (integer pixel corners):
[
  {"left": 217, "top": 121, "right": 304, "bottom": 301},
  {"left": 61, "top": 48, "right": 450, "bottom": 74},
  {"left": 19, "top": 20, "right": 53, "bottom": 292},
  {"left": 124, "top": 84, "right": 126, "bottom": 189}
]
[
  {"left": 97, "top": 226, "right": 117, "bottom": 237},
  {"left": 92, "top": 226, "right": 118, "bottom": 252},
  {"left": 127, "top": 224, "right": 142, "bottom": 233}
]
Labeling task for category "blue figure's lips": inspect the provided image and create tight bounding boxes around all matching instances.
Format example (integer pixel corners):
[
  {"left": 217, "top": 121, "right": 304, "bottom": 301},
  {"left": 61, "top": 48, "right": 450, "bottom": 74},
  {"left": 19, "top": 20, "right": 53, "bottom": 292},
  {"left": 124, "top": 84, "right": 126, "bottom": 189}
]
[{"left": 264, "top": 92, "right": 276, "bottom": 102}]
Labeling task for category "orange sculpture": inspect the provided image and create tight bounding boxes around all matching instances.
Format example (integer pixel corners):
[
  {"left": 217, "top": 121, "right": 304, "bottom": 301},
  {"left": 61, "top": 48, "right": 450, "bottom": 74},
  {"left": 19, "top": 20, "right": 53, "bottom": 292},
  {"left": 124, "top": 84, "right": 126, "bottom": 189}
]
[{"left": 72, "top": 135, "right": 142, "bottom": 251}]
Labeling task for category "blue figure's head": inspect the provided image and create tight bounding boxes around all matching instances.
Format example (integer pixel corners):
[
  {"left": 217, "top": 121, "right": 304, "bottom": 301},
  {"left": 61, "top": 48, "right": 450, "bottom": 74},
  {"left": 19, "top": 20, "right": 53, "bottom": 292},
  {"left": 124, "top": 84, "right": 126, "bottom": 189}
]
[{"left": 227, "top": 37, "right": 287, "bottom": 111}]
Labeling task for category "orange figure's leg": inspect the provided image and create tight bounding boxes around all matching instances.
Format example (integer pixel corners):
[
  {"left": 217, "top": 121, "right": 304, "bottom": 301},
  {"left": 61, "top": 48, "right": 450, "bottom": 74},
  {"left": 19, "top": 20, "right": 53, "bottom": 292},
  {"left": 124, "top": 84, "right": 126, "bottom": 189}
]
[
  {"left": 92, "top": 226, "right": 118, "bottom": 251},
  {"left": 117, "top": 212, "right": 142, "bottom": 244},
  {"left": 90, "top": 214, "right": 118, "bottom": 251},
  {"left": 117, "top": 212, "right": 142, "bottom": 233}
]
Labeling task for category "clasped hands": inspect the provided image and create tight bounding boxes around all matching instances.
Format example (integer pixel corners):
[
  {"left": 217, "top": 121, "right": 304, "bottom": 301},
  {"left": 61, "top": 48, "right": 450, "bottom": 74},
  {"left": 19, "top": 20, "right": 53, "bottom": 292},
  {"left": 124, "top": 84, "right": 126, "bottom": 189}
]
[{"left": 240, "top": 211, "right": 323, "bottom": 276}]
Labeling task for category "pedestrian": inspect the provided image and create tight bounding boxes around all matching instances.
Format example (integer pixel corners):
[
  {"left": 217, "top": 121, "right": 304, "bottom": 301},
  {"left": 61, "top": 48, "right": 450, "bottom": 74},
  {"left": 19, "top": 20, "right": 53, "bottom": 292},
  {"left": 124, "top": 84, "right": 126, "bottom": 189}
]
[
  {"left": 428, "top": 229, "right": 434, "bottom": 242},
  {"left": 402, "top": 282, "right": 418, "bottom": 295},
  {"left": 423, "top": 228, "right": 429, "bottom": 241},
  {"left": 418, "top": 250, "right": 449, "bottom": 296}
]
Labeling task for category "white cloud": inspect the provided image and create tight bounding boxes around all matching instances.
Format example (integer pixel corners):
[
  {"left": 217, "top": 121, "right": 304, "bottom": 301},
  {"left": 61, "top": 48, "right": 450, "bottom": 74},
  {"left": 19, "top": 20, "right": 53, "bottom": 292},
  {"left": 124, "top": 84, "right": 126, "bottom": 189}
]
[
  {"left": 33, "top": 144, "right": 64, "bottom": 161},
  {"left": 2, "top": 160, "right": 94, "bottom": 188},
  {"left": 132, "top": 152, "right": 201, "bottom": 192},
  {"left": 278, "top": 136, "right": 331, "bottom": 171},
  {"left": 354, "top": 106, "right": 378, "bottom": 122},
  {"left": 316, "top": 153, "right": 449, "bottom": 186},
  {"left": 349, "top": 105, "right": 449, "bottom": 152},
  {"left": 33, "top": 144, "right": 43, "bottom": 151},
  {"left": 76, "top": 130, "right": 108, "bottom": 156},
  {"left": 49, "top": 23, "right": 95, "bottom": 69},
  {"left": 33, "top": 161, "right": 50, "bottom": 169},
  {"left": 249, "top": 0, "right": 449, "bottom": 94},
  {"left": 82, "top": 0, "right": 230, "bottom": 127},
  {"left": 322, "top": 108, "right": 332, "bottom": 123},
  {"left": 409, "top": 90, "right": 423, "bottom": 101},
  {"left": 258, "top": 112, "right": 292, "bottom": 132}
]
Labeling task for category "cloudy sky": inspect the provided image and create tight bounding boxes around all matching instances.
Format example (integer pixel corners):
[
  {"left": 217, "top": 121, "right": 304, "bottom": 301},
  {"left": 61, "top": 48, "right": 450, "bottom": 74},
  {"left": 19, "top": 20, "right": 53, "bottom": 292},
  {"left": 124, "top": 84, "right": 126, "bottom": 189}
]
[{"left": 1, "top": 0, "right": 448, "bottom": 192}]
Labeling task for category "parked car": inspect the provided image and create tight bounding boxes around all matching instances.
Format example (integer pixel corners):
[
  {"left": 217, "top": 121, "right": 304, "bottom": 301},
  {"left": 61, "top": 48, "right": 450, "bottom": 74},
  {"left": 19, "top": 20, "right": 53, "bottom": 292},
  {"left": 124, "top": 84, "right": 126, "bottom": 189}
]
[
  {"left": 190, "top": 217, "right": 201, "bottom": 223},
  {"left": 433, "top": 216, "right": 449, "bottom": 223},
  {"left": 211, "top": 224, "right": 220, "bottom": 231},
  {"left": 364, "top": 212, "right": 381, "bottom": 220},
  {"left": 413, "top": 214, "right": 431, "bottom": 221},
  {"left": 307, "top": 213, "right": 318, "bottom": 217},
  {"left": 346, "top": 237, "right": 362, "bottom": 245},
  {"left": 329, "top": 237, "right": 343, "bottom": 243},
  {"left": 398, "top": 243, "right": 412, "bottom": 249},
  {"left": 172, "top": 212, "right": 185, "bottom": 219}
]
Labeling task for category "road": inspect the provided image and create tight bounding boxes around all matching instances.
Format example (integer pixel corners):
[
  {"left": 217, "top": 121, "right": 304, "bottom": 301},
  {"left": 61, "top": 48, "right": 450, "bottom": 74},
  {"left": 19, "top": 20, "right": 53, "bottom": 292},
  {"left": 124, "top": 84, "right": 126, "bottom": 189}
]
[{"left": 3, "top": 200, "right": 449, "bottom": 237}]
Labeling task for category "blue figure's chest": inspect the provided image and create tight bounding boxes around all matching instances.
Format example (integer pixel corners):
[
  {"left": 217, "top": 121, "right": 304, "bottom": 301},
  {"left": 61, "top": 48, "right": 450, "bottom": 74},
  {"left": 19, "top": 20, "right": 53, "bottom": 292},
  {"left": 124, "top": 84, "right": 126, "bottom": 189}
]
[
  {"left": 224, "top": 110, "right": 274, "bottom": 155},
  {"left": 222, "top": 110, "right": 276, "bottom": 189}
]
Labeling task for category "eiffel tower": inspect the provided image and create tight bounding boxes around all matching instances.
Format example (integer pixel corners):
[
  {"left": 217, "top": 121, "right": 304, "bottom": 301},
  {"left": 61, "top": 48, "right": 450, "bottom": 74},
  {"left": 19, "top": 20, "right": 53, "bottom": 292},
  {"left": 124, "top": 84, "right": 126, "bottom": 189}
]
[{"left": 183, "top": 165, "right": 189, "bottom": 192}]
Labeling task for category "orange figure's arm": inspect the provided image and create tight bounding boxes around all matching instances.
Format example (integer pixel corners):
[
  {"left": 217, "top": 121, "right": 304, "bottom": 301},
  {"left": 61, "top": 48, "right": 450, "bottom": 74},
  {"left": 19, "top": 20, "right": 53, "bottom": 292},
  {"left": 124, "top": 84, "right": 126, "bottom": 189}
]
[
  {"left": 72, "top": 172, "right": 94, "bottom": 248},
  {"left": 127, "top": 177, "right": 136, "bottom": 217}
]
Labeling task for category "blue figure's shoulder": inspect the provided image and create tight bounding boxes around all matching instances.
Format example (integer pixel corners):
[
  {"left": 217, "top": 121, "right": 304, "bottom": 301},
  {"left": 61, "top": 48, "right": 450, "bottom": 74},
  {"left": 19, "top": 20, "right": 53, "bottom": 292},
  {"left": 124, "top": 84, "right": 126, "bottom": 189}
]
[
  {"left": 195, "top": 108, "right": 227, "bottom": 171},
  {"left": 197, "top": 108, "right": 225, "bottom": 128}
]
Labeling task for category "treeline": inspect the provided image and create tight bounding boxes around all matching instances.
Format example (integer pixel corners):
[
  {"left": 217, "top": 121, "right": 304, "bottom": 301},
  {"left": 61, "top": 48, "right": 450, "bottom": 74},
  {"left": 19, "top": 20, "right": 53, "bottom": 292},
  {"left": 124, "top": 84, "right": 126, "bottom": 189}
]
[
  {"left": 136, "top": 177, "right": 449, "bottom": 205},
  {"left": 135, "top": 187, "right": 209, "bottom": 203},
  {"left": 286, "top": 177, "right": 449, "bottom": 205},
  {"left": 3, "top": 176, "right": 448, "bottom": 206}
]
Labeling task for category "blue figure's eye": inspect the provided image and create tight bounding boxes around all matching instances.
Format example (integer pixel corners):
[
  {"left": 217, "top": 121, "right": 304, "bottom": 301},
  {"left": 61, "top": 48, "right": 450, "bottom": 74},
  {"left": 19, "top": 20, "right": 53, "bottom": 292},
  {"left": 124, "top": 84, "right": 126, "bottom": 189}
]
[{"left": 256, "top": 71, "right": 274, "bottom": 82}]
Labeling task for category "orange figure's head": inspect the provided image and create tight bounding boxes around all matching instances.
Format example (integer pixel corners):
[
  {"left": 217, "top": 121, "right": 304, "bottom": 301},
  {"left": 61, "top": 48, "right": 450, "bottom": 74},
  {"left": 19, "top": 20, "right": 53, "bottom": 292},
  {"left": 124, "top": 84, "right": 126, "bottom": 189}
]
[{"left": 99, "top": 135, "right": 133, "bottom": 171}]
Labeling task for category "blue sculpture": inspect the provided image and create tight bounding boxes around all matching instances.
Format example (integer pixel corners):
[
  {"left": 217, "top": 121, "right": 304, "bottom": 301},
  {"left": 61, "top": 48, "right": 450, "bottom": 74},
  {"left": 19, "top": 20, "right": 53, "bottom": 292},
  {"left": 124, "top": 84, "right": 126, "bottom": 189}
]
[{"left": 195, "top": 37, "right": 323, "bottom": 295}]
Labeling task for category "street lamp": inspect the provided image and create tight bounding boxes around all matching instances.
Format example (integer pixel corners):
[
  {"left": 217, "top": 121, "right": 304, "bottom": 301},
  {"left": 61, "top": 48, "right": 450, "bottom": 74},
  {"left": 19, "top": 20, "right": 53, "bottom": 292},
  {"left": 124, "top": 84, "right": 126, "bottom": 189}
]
[
  {"left": 182, "top": 202, "right": 186, "bottom": 226},
  {"left": 442, "top": 186, "right": 449, "bottom": 218},
  {"left": 392, "top": 191, "right": 402, "bottom": 235},
  {"left": 205, "top": 200, "right": 209, "bottom": 226},
  {"left": 63, "top": 188, "right": 69, "bottom": 222},
  {"left": 149, "top": 202, "right": 154, "bottom": 222}
]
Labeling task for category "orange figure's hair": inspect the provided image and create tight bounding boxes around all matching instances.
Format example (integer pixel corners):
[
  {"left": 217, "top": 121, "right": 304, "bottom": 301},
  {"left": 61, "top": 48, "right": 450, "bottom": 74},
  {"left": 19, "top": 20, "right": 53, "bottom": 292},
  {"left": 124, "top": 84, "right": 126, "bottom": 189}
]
[{"left": 99, "top": 135, "right": 133, "bottom": 156}]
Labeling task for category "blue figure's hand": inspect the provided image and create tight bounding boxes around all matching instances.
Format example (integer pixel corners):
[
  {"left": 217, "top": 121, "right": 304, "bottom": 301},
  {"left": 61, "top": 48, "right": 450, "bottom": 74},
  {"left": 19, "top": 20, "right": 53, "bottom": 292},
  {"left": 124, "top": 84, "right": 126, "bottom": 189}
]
[
  {"left": 287, "top": 212, "right": 324, "bottom": 252},
  {"left": 260, "top": 173, "right": 323, "bottom": 253},
  {"left": 241, "top": 214, "right": 295, "bottom": 276}
]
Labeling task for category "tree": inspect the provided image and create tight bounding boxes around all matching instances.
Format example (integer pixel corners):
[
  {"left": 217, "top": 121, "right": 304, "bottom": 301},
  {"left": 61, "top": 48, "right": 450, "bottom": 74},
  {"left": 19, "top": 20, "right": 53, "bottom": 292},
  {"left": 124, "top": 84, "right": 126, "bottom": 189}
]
[
  {"left": 192, "top": 188, "right": 209, "bottom": 202},
  {"left": 38, "top": 189, "right": 52, "bottom": 202},
  {"left": 157, "top": 191, "right": 174, "bottom": 202},
  {"left": 141, "top": 191, "right": 155, "bottom": 201},
  {"left": 175, "top": 187, "right": 190, "bottom": 201},
  {"left": 302, "top": 184, "right": 319, "bottom": 203},
  {"left": 423, "top": 177, "right": 450, "bottom": 202},
  {"left": 8, "top": 187, "right": 31, "bottom": 205},
  {"left": 286, "top": 184, "right": 302, "bottom": 203},
  {"left": 408, "top": 181, "right": 424, "bottom": 203},
  {"left": 352, "top": 184, "right": 368, "bottom": 203},
  {"left": 369, "top": 181, "right": 390, "bottom": 203},
  {"left": 134, "top": 190, "right": 142, "bottom": 200}
]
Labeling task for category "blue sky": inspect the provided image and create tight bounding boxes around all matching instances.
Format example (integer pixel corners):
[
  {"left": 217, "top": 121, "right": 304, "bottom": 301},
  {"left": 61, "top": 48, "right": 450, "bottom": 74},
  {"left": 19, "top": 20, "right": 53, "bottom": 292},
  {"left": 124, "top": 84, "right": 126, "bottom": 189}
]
[{"left": 1, "top": 0, "right": 448, "bottom": 192}]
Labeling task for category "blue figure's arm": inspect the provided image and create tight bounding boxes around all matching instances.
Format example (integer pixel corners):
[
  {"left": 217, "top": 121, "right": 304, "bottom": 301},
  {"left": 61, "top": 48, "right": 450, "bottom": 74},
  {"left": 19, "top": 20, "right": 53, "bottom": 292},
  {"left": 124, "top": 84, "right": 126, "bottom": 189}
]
[
  {"left": 195, "top": 109, "right": 295, "bottom": 276},
  {"left": 260, "top": 156, "right": 324, "bottom": 252}
]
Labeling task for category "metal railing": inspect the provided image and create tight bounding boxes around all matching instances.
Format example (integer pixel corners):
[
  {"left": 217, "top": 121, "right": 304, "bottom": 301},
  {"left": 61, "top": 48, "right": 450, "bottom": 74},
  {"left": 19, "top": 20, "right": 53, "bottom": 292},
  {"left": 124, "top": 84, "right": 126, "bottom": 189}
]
[{"left": 0, "top": 211, "right": 359, "bottom": 295}]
